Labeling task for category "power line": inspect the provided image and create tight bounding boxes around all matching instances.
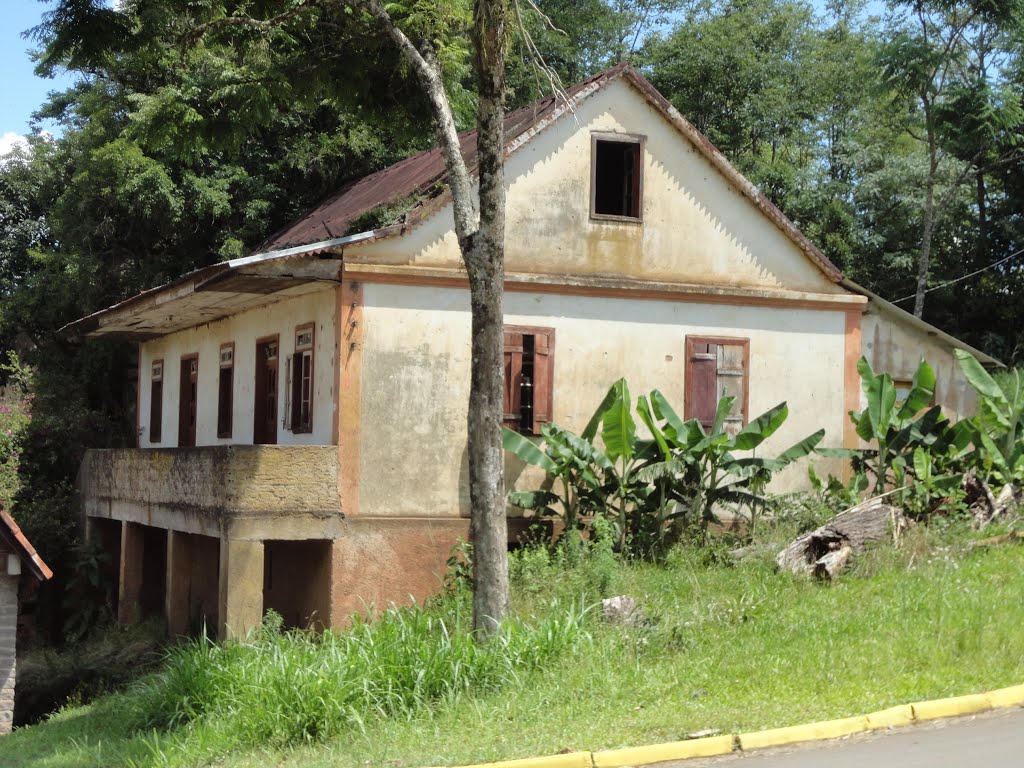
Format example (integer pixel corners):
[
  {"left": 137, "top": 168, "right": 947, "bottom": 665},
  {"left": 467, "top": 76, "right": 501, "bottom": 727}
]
[{"left": 891, "top": 246, "right": 1024, "bottom": 304}]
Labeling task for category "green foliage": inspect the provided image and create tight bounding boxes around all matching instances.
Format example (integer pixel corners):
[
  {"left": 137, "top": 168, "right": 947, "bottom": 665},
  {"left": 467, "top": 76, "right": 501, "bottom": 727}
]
[
  {"left": 504, "top": 379, "right": 823, "bottom": 559},
  {"left": 0, "top": 352, "right": 32, "bottom": 510},
  {"left": 7, "top": 519, "right": 1024, "bottom": 767},
  {"left": 954, "top": 350, "right": 1024, "bottom": 486},
  {"left": 129, "top": 599, "right": 590, "bottom": 751},
  {"left": 839, "top": 357, "right": 966, "bottom": 494}
]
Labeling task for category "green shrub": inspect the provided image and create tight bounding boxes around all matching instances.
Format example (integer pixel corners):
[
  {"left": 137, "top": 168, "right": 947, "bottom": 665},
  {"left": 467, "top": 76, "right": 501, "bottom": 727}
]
[{"left": 128, "top": 598, "right": 591, "bottom": 749}]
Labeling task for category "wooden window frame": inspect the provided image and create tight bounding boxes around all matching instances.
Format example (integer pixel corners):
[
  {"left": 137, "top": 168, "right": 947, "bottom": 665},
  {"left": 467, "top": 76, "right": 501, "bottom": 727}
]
[
  {"left": 217, "top": 342, "right": 234, "bottom": 439},
  {"left": 684, "top": 336, "right": 750, "bottom": 434},
  {"left": 288, "top": 323, "right": 315, "bottom": 434},
  {"left": 503, "top": 325, "right": 555, "bottom": 435},
  {"left": 178, "top": 353, "right": 199, "bottom": 448},
  {"left": 149, "top": 359, "right": 163, "bottom": 444},
  {"left": 590, "top": 132, "right": 645, "bottom": 223}
]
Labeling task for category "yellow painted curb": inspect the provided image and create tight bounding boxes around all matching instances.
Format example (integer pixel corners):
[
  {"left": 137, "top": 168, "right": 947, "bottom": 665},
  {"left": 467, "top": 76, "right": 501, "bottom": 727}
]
[
  {"left": 864, "top": 704, "right": 915, "bottom": 730},
  {"left": 912, "top": 693, "right": 991, "bottom": 722},
  {"left": 987, "top": 684, "right": 1024, "bottom": 708},
  {"left": 738, "top": 715, "right": 868, "bottom": 751},
  {"left": 592, "top": 735, "right": 736, "bottom": 768},
  {"left": 425, "top": 752, "right": 595, "bottom": 768},
  {"left": 435, "top": 683, "right": 1024, "bottom": 768}
]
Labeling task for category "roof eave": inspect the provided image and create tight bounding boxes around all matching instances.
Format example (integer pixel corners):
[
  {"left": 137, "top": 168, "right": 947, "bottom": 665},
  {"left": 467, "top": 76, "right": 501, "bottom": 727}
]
[
  {"left": 0, "top": 509, "right": 52, "bottom": 581},
  {"left": 841, "top": 278, "right": 1003, "bottom": 368},
  {"left": 61, "top": 232, "right": 374, "bottom": 341}
]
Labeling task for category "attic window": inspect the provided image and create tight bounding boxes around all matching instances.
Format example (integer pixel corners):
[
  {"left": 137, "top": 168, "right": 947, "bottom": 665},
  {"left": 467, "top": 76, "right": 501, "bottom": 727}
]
[{"left": 591, "top": 134, "right": 644, "bottom": 221}]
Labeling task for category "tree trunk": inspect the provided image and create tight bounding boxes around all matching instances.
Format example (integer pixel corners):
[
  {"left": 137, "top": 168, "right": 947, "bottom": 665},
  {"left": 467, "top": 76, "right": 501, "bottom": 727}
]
[
  {"left": 976, "top": 168, "right": 988, "bottom": 261},
  {"left": 466, "top": 0, "right": 508, "bottom": 635},
  {"left": 777, "top": 495, "right": 902, "bottom": 577},
  {"left": 361, "top": 0, "right": 509, "bottom": 635},
  {"left": 914, "top": 144, "right": 938, "bottom": 319}
]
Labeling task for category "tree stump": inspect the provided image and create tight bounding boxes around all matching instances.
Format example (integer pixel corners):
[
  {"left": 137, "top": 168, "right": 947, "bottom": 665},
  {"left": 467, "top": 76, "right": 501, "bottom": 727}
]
[{"left": 777, "top": 495, "right": 900, "bottom": 578}]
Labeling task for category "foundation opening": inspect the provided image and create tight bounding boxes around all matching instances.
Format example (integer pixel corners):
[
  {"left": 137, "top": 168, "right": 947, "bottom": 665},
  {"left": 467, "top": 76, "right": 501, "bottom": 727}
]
[
  {"left": 138, "top": 525, "right": 167, "bottom": 618},
  {"left": 89, "top": 518, "right": 123, "bottom": 614},
  {"left": 263, "top": 539, "right": 332, "bottom": 631}
]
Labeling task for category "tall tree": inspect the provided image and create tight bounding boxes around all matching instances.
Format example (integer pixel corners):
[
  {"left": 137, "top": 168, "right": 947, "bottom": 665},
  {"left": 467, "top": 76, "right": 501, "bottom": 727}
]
[
  {"left": 879, "top": 0, "right": 1024, "bottom": 317},
  {"left": 33, "top": 0, "right": 512, "bottom": 634}
]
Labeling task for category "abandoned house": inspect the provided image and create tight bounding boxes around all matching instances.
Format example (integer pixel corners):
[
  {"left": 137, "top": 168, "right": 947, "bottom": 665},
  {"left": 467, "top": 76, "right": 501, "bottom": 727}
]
[
  {"left": 64, "top": 63, "right": 997, "bottom": 639},
  {"left": 0, "top": 509, "right": 52, "bottom": 734}
]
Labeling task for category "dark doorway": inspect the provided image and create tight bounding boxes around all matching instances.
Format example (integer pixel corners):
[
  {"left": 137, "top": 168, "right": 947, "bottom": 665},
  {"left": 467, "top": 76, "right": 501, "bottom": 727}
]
[
  {"left": 178, "top": 355, "right": 198, "bottom": 447},
  {"left": 139, "top": 526, "right": 168, "bottom": 618},
  {"left": 263, "top": 539, "right": 332, "bottom": 630},
  {"left": 254, "top": 338, "right": 279, "bottom": 445}
]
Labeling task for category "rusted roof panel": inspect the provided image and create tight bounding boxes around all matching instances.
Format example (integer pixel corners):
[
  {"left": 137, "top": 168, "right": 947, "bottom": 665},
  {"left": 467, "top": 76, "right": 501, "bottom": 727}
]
[
  {"left": 0, "top": 508, "right": 53, "bottom": 581},
  {"left": 259, "top": 64, "right": 631, "bottom": 252}
]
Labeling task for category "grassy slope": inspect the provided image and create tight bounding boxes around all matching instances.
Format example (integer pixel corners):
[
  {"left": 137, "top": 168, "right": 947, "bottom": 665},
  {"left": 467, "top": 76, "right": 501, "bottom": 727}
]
[{"left": 4, "top": 529, "right": 1024, "bottom": 768}]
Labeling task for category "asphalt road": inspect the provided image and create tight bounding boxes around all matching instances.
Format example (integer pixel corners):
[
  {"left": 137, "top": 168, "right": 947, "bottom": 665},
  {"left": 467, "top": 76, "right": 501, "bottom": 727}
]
[{"left": 664, "top": 708, "right": 1024, "bottom": 768}]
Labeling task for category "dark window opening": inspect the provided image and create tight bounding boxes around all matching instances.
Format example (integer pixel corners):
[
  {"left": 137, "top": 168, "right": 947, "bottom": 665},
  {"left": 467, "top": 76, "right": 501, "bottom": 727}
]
[
  {"left": 290, "top": 325, "right": 314, "bottom": 433},
  {"left": 149, "top": 360, "right": 163, "bottom": 443},
  {"left": 178, "top": 355, "right": 198, "bottom": 448},
  {"left": 217, "top": 343, "right": 234, "bottom": 438},
  {"left": 593, "top": 139, "right": 642, "bottom": 219},
  {"left": 254, "top": 339, "right": 279, "bottom": 445},
  {"left": 503, "top": 326, "right": 554, "bottom": 435}
]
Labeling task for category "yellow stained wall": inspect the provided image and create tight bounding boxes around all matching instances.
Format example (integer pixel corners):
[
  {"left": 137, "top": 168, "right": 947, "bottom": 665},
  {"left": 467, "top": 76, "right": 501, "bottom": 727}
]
[
  {"left": 358, "top": 283, "right": 848, "bottom": 519},
  {"left": 138, "top": 288, "right": 337, "bottom": 447},
  {"left": 354, "top": 78, "right": 843, "bottom": 297}
]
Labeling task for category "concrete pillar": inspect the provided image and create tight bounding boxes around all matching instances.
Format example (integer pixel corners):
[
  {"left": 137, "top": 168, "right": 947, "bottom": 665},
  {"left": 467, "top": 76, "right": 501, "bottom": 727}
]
[
  {"left": 118, "top": 521, "right": 144, "bottom": 625},
  {"left": 165, "top": 531, "right": 190, "bottom": 637},
  {"left": 218, "top": 538, "right": 264, "bottom": 640}
]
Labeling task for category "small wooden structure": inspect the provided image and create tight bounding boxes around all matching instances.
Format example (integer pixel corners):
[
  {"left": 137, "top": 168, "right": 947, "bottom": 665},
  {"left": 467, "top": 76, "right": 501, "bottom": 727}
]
[{"left": 0, "top": 508, "right": 52, "bottom": 734}]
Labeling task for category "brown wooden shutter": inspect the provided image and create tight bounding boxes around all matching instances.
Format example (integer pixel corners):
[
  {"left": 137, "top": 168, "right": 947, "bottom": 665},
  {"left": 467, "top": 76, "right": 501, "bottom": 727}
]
[
  {"left": 687, "top": 340, "right": 719, "bottom": 430},
  {"left": 503, "top": 330, "right": 524, "bottom": 429},
  {"left": 531, "top": 329, "right": 554, "bottom": 433}
]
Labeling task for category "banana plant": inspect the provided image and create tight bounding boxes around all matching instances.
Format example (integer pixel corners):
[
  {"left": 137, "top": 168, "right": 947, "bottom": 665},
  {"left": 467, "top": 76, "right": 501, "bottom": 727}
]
[
  {"left": 502, "top": 422, "right": 612, "bottom": 537},
  {"left": 899, "top": 446, "right": 964, "bottom": 519},
  {"left": 504, "top": 378, "right": 824, "bottom": 557},
  {"left": 842, "top": 357, "right": 949, "bottom": 493},
  {"left": 954, "top": 349, "right": 1024, "bottom": 486}
]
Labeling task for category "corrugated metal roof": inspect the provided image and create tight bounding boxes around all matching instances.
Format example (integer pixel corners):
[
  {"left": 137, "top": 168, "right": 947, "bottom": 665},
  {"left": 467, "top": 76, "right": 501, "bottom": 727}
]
[
  {"left": 257, "top": 63, "right": 633, "bottom": 252},
  {"left": 0, "top": 508, "right": 53, "bottom": 581}
]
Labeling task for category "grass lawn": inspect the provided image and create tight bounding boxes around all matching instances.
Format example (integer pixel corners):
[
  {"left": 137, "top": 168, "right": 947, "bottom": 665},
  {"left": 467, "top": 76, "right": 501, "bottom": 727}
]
[{"left": 4, "top": 524, "right": 1023, "bottom": 768}]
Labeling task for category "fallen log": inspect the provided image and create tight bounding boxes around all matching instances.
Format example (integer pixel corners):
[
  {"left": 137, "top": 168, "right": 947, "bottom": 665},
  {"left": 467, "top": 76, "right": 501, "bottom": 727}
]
[
  {"left": 965, "top": 474, "right": 1021, "bottom": 529},
  {"left": 777, "top": 495, "right": 901, "bottom": 578}
]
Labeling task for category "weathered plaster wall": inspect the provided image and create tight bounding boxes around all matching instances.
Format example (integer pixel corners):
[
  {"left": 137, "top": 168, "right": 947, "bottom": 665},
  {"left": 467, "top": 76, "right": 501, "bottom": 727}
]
[
  {"left": 359, "top": 283, "right": 848, "bottom": 519},
  {"left": 0, "top": 538, "right": 16, "bottom": 735},
  {"left": 138, "top": 287, "right": 337, "bottom": 447},
  {"left": 79, "top": 445, "right": 341, "bottom": 540},
  {"left": 354, "top": 78, "right": 842, "bottom": 296},
  {"left": 861, "top": 304, "right": 978, "bottom": 420},
  {"left": 329, "top": 518, "right": 469, "bottom": 621}
]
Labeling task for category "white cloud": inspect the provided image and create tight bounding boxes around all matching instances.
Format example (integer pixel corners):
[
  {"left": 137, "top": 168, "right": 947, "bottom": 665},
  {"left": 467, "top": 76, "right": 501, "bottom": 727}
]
[{"left": 0, "top": 131, "right": 29, "bottom": 157}]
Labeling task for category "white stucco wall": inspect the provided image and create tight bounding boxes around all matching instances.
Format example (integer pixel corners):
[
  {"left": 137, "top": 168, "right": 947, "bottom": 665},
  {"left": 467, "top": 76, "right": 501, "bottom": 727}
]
[
  {"left": 354, "top": 78, "right": 843, "bottom": 296},
  {"left": 138, "top": 288, "right": 337, "bottom": 447},
  {"left": 358, "top": 283, "right": 848, "bottom": 519}
]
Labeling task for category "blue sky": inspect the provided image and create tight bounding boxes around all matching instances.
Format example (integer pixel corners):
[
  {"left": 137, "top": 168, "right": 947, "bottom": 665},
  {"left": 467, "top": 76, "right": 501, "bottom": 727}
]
[{"left": 1, "top": 0, "right": 76, "bottom": 151}]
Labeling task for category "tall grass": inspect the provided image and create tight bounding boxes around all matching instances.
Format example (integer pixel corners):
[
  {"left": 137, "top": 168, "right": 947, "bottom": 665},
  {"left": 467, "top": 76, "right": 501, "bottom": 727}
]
[{"left": 128, "top": 596, "right": 591, "bottom": 750}]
